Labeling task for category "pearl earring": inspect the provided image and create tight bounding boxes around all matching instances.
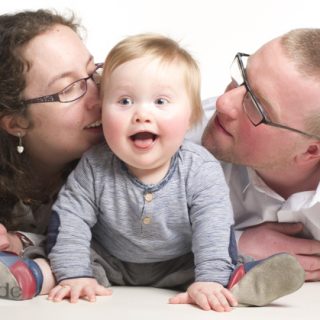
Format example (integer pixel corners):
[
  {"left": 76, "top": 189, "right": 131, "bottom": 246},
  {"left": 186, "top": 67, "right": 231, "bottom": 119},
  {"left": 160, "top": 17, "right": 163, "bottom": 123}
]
[{"left": 17, "top": 132, "right": 24, "bottom": 154}]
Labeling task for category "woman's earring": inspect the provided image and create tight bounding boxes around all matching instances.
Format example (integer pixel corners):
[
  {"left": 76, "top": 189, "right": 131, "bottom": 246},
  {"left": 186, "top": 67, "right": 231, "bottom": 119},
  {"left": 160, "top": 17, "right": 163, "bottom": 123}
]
[{"left": 17, "top": 132, "right": 24, "bottom": 154}]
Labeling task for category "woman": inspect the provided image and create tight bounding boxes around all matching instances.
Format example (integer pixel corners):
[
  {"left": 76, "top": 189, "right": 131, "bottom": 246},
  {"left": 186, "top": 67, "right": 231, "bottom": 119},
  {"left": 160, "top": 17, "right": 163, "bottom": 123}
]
[{"left": 0, "top": 9, "right": 104, "bottom": 299}]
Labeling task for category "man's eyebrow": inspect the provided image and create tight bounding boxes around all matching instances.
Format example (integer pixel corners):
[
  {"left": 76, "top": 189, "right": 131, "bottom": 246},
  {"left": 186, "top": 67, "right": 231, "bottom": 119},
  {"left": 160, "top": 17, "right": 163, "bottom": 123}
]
[
  {"left": 246, "top": 58, "right": 277, "bottom": 117},
  {"left": 255, "top": 87, "right": 279, "bottom": 119},
  {"left": 47, "top": 56, "right": 94, "bottom": 87}
]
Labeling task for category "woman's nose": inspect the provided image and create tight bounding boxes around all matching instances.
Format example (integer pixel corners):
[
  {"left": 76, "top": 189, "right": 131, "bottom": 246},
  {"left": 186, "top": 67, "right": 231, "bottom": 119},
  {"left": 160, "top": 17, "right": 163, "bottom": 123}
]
[{"left": 85, "top": 81, "right": 101, "bottom": 111}]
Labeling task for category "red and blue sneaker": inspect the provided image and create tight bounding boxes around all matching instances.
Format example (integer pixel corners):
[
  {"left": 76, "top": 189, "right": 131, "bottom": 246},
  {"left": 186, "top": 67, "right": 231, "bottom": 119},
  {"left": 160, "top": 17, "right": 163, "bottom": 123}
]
[{"left": 0, "top": 251, "right": 43, "bottom": 300}]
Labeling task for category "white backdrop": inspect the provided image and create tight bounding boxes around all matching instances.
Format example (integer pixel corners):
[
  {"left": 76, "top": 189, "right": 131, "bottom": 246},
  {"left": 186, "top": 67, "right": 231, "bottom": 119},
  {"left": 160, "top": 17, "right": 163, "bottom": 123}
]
[{"left": 1, "top": 0, "right": 320, "bottom": 99}]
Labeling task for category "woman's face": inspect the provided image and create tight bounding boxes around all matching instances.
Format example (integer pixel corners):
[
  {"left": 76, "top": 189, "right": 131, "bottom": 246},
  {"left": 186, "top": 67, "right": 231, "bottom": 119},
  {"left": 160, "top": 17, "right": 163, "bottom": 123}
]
[{"left": 21, "top": 24, "right": 103, "bottom": 170}]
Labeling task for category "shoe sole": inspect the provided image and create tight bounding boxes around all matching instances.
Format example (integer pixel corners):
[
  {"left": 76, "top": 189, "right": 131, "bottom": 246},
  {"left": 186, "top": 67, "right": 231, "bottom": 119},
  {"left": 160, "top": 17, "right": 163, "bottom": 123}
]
[
  {"left": 0, "top": 261, "right": 23, "bottom": 300},
  {"left": 231, "top": 253, "right": 305, "bottom": 306}
]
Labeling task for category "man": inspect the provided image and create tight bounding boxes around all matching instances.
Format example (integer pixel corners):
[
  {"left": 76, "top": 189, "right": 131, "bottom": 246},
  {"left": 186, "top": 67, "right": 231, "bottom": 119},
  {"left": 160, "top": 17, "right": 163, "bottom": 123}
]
[{"left": 200, "top": 29, "right": 320, "bottom": 281}]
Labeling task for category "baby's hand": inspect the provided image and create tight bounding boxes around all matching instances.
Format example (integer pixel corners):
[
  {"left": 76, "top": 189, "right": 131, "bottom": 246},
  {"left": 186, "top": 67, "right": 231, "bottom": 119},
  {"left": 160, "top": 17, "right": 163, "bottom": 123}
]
[
  {"left": 48, "top": 277, "right": 112, "bottom": 303},
  {"left": 169, "top": 281, "right": 237, "bottom": 312}
]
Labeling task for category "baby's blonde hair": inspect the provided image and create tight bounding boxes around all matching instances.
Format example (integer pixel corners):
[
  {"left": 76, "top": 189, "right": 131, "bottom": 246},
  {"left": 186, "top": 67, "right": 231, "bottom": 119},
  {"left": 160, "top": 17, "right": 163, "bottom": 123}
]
[{"left": 101, "top": 33, "right": 203, "bottom": 126}]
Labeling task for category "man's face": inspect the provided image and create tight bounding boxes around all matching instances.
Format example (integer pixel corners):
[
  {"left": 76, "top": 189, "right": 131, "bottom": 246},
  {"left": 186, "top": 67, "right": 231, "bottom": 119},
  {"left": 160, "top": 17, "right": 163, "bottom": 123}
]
[{"left": 202, "top": 38, "right": 320, "bottom": 172}]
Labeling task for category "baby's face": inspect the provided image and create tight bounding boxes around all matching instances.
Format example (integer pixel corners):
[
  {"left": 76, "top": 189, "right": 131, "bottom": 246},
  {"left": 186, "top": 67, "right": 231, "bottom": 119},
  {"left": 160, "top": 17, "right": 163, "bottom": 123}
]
[{"left": 101, "top": 56, "right": 192, "bottom": 182}]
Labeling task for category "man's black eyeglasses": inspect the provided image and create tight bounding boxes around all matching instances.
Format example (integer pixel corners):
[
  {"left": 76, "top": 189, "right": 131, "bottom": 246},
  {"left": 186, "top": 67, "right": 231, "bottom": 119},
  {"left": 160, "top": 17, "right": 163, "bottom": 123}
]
[{"left": 231, "top": 53, "right": 320, "bottom": 140}]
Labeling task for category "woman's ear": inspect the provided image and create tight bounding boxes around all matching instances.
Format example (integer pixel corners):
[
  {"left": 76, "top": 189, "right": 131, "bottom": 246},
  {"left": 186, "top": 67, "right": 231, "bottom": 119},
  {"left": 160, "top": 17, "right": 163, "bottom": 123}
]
[{"left": 0, "top": 114, "right": 28, "bottom": 136}]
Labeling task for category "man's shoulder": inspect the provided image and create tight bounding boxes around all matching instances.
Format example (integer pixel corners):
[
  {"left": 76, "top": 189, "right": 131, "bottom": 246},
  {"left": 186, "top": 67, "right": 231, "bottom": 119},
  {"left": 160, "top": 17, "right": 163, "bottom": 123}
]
[
  {"left": 202, "top": 96, "right": 217, "bottom": 113},
  {"left": 221, "top": 161, "right": 249, "bottom": 185}
]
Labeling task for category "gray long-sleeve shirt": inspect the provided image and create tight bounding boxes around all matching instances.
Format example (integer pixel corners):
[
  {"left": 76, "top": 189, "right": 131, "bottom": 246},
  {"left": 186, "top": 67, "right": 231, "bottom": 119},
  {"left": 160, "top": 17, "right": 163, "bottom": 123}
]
[{"left": 48, "top": 140, "right": 235, "bottom": 285}]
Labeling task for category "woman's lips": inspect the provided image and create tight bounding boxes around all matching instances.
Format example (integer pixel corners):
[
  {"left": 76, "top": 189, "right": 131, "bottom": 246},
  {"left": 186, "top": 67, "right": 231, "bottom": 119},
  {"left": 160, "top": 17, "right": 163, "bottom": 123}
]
[{"left": 85, "top": 120, "right": 102, "bottom": 129}]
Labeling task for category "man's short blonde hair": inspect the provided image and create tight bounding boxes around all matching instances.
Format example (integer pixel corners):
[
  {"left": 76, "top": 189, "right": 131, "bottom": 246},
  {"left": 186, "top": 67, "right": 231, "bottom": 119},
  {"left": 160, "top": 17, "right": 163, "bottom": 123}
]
[
  {"left": 101, "top": 33, "right": 203, "bottom": 126},
  {"left": 282, "top": 28, "right": 320, "bottom": 137}
]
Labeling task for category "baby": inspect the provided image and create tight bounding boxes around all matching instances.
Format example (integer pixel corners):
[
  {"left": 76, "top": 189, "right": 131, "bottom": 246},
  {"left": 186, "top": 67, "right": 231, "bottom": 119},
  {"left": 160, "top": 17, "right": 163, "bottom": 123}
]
[{"left": 46, "top": 34, "right": 304, "bottom": 311}]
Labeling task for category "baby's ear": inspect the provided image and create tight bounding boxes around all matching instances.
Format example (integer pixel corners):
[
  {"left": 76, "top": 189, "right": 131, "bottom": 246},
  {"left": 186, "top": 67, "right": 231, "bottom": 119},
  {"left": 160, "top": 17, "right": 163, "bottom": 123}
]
[{"left": 0, "top": 114, "right": 28, "bottom": 136}]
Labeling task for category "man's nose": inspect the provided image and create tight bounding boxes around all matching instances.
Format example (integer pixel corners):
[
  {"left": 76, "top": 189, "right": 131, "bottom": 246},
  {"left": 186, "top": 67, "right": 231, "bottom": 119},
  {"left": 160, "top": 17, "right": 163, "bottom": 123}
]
[{"left": 216, "top": 85, "right": 246, "bottom": 119}]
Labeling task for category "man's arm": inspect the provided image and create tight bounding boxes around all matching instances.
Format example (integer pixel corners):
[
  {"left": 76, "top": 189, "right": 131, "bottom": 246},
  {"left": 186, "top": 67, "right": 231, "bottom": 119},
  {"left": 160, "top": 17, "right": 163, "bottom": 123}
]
[{"left": 238, "top": 222, "right": 320, "bottom": 281}]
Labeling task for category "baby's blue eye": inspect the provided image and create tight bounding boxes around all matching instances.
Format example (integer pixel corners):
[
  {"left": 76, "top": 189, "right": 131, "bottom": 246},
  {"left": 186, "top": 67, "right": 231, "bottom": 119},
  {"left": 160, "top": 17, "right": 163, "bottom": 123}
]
[
  {"left": 119, "top": 97, "right": 133, "bottom": 105},
  {"left": 155, "top": 98, "right": 168, "bottom": 105}
]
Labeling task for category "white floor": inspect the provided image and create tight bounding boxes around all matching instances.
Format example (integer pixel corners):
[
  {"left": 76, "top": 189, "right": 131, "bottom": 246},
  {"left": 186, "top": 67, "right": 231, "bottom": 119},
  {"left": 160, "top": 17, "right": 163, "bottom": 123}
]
[{"left": 1, "top": 282, "right": 318, "bottom": 320}]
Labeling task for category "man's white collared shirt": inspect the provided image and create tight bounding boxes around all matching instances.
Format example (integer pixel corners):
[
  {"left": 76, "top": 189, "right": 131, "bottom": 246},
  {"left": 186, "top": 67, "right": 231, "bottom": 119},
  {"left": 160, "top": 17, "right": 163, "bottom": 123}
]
[
  {"left": 187, "top": 97, "right": 320, "bottom": 241},
  {"left": 223, "top": 162, "right": 320, "bottom": 240}
]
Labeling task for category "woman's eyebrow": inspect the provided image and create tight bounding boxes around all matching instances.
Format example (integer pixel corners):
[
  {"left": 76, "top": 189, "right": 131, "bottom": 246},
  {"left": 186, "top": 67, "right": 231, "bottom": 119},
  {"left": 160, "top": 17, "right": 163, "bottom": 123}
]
[{"left": 47, "top": 56, "right": 94, "bottom": 87}]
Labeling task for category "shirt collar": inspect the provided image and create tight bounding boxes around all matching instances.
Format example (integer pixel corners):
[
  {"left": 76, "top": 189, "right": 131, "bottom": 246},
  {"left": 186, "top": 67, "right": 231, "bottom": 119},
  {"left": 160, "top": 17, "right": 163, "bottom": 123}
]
[
  {"left": 246, "top": 166, "right": 320, "bottom": 208},
  {"left": 246, "top": 167, "right": 285, "bottom": 201}
]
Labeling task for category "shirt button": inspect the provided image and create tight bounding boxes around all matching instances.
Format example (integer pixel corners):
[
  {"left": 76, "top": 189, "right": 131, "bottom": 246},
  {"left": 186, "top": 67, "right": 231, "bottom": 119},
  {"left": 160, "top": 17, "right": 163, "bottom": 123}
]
[
  {"left": 144, "top": 192, "right": 153, "bottom": 202},
  {"left": 143, "top": 216, "right": 152, "bottom": 224}
]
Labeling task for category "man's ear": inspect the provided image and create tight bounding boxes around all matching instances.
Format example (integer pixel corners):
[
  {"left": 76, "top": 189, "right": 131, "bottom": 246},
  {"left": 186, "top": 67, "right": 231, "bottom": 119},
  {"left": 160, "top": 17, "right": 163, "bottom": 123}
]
[
  {"left": 0, "top": 114, "right": 28, "bottom": 136},
  {"left": 298, "top": 142, "right": 320, "bottom": 163}
]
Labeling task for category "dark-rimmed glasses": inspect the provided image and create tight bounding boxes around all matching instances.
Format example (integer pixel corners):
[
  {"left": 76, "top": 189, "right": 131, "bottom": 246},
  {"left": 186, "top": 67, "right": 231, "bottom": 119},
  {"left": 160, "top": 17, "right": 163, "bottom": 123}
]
[
  {"left": 231, "top": 52, "right": 320, "bottom": 140},
  {"left": 22, "top": 63, "right": 104, "bottom": 105}
]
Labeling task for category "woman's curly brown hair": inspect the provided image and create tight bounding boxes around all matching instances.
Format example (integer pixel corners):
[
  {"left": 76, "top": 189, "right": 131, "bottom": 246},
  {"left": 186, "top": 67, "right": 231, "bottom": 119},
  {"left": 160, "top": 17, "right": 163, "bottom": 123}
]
[{"left": 0, "top": 9, "right": 80, "bottom": 228}]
